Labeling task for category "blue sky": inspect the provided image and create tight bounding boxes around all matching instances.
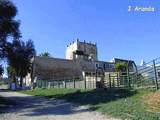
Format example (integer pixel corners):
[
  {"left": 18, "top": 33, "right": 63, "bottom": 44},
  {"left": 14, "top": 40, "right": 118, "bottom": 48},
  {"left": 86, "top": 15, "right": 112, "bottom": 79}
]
[{"left": 12, "top": 0, "right": 160, "bottom": 64}]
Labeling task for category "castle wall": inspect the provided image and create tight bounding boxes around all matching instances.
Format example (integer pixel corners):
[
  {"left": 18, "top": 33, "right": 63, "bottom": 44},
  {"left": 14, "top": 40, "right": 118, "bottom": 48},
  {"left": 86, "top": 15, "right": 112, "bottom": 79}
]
[
  {"left": 77, "top": 42, "right": 97, "bottom": 61},
  {"left": 66, "top": 42, "right": 77, "bottom": 60},
  {"left": 66, "top": 40, "right": 97, "bottom": 61},
  {"left": 33, "top": 56, "right": 82, "bottom": 80},
  {"left": 32, "top": 56, "right": 116, "bottom": 81}
]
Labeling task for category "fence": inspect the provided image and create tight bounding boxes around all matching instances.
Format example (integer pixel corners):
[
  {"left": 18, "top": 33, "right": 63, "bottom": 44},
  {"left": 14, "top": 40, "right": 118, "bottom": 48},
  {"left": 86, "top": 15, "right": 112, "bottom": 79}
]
[
  {"left": 136, "top": 57, "right": 160, "bottom": 89},
  {"left": 36, "top": 76, "right": 96, "bottom": 89},
  {"left": 36, "top": 72, "right": 137, "bottom": 89},
  {"left": 103, "top": 72, "right": 137, "bottom": 88},
  {"left": 35, "top": 58, "right": 160, "bottom": 90}
]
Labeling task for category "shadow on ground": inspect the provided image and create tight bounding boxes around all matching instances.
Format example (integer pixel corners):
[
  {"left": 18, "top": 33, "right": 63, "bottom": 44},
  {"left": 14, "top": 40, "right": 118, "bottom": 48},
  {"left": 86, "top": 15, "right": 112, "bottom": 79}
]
[
  {"left": 51, "top": 88, "right": 137, "bottom": 105},
  {"left": 0, "top": 88, "right": 137, "bottom": 117},
  {"left": 0, "top": 96, "right": 16, "bottom": 114}
]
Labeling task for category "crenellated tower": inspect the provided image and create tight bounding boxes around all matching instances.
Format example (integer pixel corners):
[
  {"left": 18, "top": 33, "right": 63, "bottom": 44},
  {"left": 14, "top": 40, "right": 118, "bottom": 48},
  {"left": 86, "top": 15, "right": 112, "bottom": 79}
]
[{"left": 66, "top": 39, "right": 98, "bottom": 61}]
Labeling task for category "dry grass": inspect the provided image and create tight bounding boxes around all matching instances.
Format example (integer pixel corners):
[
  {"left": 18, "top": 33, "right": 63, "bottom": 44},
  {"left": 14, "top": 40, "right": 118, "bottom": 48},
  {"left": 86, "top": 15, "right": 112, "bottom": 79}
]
[{"left": 144, "top": 91, "right": 160, "bottom": 113}]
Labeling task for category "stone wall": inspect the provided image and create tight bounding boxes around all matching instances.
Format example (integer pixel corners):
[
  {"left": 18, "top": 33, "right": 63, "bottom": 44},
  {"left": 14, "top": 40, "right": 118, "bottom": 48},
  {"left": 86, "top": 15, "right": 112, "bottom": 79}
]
[
  {"left": 77, "top": 41, "right": 97, "bottom": 61},
  {"left": 32, "top": 56, "right": 116, "bottom": 81},
  {"left": 66, "top": 42, "right": 77, "bottom": 60},
  {"left": 66, "top": 40, "right": 97, "bottom": 61},
  {"left": 33, "top": 56, "right": 83, "bottom": 79}
]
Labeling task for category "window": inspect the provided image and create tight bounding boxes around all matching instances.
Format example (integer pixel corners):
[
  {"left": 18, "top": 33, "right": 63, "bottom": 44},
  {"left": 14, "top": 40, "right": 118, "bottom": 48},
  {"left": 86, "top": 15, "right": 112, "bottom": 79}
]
[
  {"left": 103, "top": 63, "right": 106, "bottom": 70},
  {"left": 96, "top": 63, "right": 98, "bottom": 68}
]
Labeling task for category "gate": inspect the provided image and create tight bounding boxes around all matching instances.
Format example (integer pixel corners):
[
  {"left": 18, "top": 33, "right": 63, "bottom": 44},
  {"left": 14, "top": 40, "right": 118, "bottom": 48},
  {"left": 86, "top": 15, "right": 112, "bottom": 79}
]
[{"left": 137, "top": 57, "right": 160, "bottom": 89}]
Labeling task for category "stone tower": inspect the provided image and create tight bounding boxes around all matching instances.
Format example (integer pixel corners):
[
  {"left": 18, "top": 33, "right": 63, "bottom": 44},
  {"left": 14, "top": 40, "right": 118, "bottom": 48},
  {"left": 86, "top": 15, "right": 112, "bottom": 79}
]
[{"left": 66, "top": 39, "right": 98, "bottom": 61}]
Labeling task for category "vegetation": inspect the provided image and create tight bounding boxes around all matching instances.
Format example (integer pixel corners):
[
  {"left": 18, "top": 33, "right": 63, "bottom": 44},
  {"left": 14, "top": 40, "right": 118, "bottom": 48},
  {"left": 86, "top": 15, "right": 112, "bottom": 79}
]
[
  {"left": 0, "top": 0, "right": 20, "bottom": 58},
  {"left": 39, "top": 52, "right": 51, "bottom": 58},
  {"left": 0, "top": 0, "right": 36, "bottom": 87},
  {"left": 20, "top": 88, "right": 160, "bottom": 120},
  {"left": 0, "top": 0, "right": 21, "bottom": 75},
  {"left": 0, "top": 65, "right": 4, "bottom": 76},
  {"left": 115, "top": 61, "right": 128, "bottom": 72},
  {"left": 7, "top": 40, "right": 36, "bottom": 87}
]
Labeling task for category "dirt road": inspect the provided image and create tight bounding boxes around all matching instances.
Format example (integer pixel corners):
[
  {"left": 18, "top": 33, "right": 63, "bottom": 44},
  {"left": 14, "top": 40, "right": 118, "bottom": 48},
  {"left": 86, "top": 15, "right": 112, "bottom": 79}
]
[{"left": 0, "top": 88, "right": 119, "bottom": 120}]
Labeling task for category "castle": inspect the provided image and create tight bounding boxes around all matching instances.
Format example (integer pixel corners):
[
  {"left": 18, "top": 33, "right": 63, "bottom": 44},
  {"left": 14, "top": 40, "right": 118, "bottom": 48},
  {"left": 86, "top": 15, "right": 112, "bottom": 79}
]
[{"left": 28, "top": 39, "right": 137, "bottom": 85}]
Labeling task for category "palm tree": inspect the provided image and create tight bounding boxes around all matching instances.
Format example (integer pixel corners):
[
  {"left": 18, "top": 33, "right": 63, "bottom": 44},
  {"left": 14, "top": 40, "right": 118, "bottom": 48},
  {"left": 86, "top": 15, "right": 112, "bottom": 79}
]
[
  {"left": 7, "top": 39, "right": 36, "bottom": 87},
  {"left": 39, "top": 52, "right": 51, "bottom": 58},
  {"left": 115, "top": 61, "right": 128, "bottom": 73}
]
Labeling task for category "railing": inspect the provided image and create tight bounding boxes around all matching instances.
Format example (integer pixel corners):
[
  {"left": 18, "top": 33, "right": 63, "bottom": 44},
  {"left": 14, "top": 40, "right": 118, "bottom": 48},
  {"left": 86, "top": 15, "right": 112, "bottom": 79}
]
[
  {"left": 36, "top": 72, "right": 137, "bottom": 89},
  {"left": 136, "top": 57, "right": 160, "bottom": 90},
  {"left": 36, "top": 76, "right": 96, "bottom": 89}
]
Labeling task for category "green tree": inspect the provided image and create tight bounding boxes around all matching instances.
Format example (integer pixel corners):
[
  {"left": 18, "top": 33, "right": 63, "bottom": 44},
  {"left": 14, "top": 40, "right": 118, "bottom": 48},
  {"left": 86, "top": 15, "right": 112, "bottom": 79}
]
[
  {"left": 0, "top": 65, "right": 3, "bottom": 76},
  {"left": 115, "top": 61, "right": 128, "bottom": 72},
  {"left": 7, "top": 65, "right": 16, "bottom": 82},
  {"left": 0, "top": 0, "right": 20, "bottom": 58},
  {"left": 39, "top": 52, "right": 51, "bottom": 57},
  {"left": 7, "top": 39, "right": 36, "bottom": 87},
  {"left": 0, "top": 0, "right": 20, "bottom": 77}
]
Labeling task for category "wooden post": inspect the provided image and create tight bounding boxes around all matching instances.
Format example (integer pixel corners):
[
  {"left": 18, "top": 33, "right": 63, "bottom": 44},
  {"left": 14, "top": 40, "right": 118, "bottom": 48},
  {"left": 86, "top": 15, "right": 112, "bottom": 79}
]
[
  {"left": 153, "top": 60, "right": 159, "bottom": 90},
  {"left": 113, "top": 75, "right": 115, "bottom": 88},
  {"left": 64, "top": 79, "right": 66, "bottom": 88},
  {"left": 117, "top": 73, "right": 119, "bottom": 87},
  {"left": 127, "top": 61, "right": 130, "bottom": 87},
  {"left": 73, "top": 77, "right": 75, "bottom": 88},
  {"left": 109, "top": 73, "right": 111, "bottom": 88},
  {"left": 58, "top": 80, "right": 60, "bottom": 88},
  {"left": 84, "top": 75, "right": 86, "bottom": 89},
  {"left": 53, "top": 80, "right": 55, "bottom": 88}
]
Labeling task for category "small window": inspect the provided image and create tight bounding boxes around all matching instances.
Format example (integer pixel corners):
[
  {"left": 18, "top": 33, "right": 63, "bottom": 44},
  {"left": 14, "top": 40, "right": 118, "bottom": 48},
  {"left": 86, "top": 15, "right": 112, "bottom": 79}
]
[
  {"left": 96, "top": 63, "right": 98, "bottom": 68},
  {"left": 103, "top": 64, "right": 106, "bottom": 70}
]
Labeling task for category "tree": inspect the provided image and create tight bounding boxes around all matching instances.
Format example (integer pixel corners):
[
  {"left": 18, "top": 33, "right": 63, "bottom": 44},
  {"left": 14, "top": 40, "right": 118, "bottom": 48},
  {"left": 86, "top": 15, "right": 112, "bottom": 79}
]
[
  {"left": 7, "top": 39, "right": 36, "bottom": 87},
  {"left": 39, "top": 52, "right": 51, "bottom": 58},
  {"left": 115, "top": 61, "right": 128, "bottom": 73},
  {"left": 0, "top": 64, "right": 3, "bottom": 76},
  {"left": 7, "top": 65, "right": 16, "bottom": 82},
  {"left": 0, "top": 0, "right": 20, "bottom": 78},
  {"left": 0, "top": 0, "right": 20, "bottom": 58}
]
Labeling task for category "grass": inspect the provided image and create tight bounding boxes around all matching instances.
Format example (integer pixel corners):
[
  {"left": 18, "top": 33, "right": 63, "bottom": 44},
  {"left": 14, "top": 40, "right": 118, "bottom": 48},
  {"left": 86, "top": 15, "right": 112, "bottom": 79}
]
[{"left": 20, "top": 88, "right": 160, "bottom": 120}]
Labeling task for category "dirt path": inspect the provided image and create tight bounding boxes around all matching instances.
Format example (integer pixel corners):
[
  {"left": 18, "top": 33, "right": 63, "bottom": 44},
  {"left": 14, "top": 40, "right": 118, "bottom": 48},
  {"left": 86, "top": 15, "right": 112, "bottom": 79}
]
[{"left": 0, "top": 89, "right": 119, "bottom": 120}]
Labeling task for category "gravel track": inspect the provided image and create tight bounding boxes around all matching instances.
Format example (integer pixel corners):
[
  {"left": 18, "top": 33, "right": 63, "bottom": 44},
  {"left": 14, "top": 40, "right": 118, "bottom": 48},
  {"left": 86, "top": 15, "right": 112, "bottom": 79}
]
[{"left": 0, "top": 88, "right": 119, "bottom": 120}]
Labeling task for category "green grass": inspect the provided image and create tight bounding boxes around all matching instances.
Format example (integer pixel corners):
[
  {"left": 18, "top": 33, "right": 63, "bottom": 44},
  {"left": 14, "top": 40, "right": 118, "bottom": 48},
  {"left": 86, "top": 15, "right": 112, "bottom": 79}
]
[{"left": 20, "top": 88, "right": 160, "bottom": 120}]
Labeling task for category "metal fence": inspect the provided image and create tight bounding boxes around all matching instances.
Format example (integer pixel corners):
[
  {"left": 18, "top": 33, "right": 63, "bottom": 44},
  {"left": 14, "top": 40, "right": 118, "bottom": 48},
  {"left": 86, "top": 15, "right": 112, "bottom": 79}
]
[
  {"left": 36, "top": 72, "right": 137, "bottom": 89},
  {"left": 103, "top": 72, "right": 137, "bottom": 88},
  {"left": 35, "top": 58, "right": 160, "bottom": 90},
  {"left": 36, "top": 76, "right": 96, "bottom": 89},
  {"left": 136, "top": 58, "right": 160, "bottom": 89}
]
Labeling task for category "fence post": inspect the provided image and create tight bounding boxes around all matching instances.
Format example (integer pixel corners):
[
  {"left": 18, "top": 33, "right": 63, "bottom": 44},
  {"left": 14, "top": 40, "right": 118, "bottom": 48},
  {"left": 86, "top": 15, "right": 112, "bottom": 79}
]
[
  {"left": 113, "top": 76, "right": 115, "bottom": 88},
  {"left": 153, "top": 60, "right": 159, "bottom": 90},
  {"left": 64, "top": 79, "right": 66, "bottom": 88},
  {"left": 117, "top": 73, "right": 119, "bottom": 87},
  {"left": 73, "top": 77, "right": 75, "bottom": 88},
  {"left": 109, "top": 74, "right": 111, "bottom": 88},
  {"left": 84, "top": 75, "right": 86, "bottom": 89},
  {"left": 58, "top": 80, "right": 60, "bottom": 88},
  {"left": 127, "top": 73, "right": 131, "bottom": 88}
]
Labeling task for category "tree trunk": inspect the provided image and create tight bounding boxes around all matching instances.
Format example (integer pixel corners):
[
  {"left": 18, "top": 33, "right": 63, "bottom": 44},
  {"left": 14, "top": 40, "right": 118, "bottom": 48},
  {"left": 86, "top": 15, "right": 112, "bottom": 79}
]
[{"left": 20, "top": 76, "right": 23, "bottom": 88}]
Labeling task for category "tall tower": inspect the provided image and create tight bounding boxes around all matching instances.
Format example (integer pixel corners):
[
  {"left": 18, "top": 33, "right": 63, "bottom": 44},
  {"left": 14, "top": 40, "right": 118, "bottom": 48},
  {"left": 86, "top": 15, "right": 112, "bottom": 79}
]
[{"left": 66, "top": 39, "right": 98, "bottom": 61}]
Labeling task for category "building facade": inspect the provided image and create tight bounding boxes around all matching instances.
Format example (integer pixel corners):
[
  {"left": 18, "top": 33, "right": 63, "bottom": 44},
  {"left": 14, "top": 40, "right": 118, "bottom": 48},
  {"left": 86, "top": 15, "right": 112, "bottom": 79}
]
[{"left": 30, "top": 39, "right": 137, "bottom": 85}]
